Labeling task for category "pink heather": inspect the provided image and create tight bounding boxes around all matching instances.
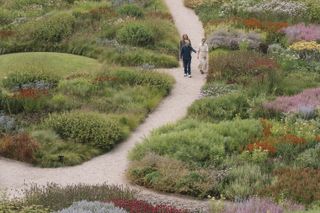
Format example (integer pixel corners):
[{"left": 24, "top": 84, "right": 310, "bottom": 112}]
[
  {"left": 282, "top": 23, "right": 320, "bottom": 43},
  {"left": 263, "top": 88, "right": 320, "bottom": 113}
]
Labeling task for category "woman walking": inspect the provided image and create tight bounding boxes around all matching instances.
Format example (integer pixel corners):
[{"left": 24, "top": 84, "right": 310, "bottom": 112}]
[
  {"left": 179, "top": 34, "right": 191, "bottom": 55},
  {"left": 197, "top": 38, "right": 208, "bottom": 74},
  {"left": 180, "top": 40, "right": 196, "bottom": 78}
]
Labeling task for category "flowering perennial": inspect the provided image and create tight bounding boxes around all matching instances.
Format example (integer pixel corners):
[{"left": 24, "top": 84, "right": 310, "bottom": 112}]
[
  {"left": 282, "top": 23, "right": 320, "bottom": 43},
  {"left": 263, "top": 87, "right": 320, "bottom": 113}
]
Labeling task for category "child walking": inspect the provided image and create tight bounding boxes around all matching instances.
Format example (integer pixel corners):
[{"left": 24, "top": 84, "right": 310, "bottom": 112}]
[
  {"left": 197, "top": 38, "right": 209, "bottom": 74},
  {"left": 180, "top": 40, "right": 196, "bottom": 78}
]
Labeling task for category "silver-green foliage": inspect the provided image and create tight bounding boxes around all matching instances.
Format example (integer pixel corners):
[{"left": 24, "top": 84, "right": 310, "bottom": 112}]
[{"left": 57, "top": 201, "right": 127, "bottom": 213}]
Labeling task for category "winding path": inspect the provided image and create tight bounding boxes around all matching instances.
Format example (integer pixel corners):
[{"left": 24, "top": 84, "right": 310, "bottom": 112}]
[{"left": 0, "top": 0, "right": 207, "bottom": 211}]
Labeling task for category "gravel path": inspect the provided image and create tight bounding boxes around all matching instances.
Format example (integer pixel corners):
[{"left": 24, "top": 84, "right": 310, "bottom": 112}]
[{"left": 0, "top": 0, "right": 208, "bottom": 211}]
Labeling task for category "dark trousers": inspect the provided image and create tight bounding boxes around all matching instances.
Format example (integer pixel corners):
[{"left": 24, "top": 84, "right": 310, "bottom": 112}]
[{"left": 183, "top": 59, "right": 191, "bottom": 75}]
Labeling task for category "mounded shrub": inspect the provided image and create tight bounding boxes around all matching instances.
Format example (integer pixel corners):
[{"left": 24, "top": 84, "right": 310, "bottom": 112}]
[
  {"left": 2, "top": 69, "right": 59, "bottom": 90},
  {"left": 44, "top": 111, "right": 125, "bottom": 150},
  {"left": 98, "top": 68, "right": 174, "bottom": 94},
  {"left": 262, "top": 168, "right": 320, "bottom": 204},
  {"left": 130, "top": 119, "right": 262, "bottom": 166},
  {"left": 222, "top": 164, "right": 270, "bottom": 201},
  {"left": 118, "top": 4, "right": 144, "bottom": 18},
  {"left": 188, "top": 93, "right": 250, "bottom": 122},
  {"left": 128, "top": 153, "right": 220, "bottom": 198},
  {"left": 20, "top": 13, "right": 75, "bottom": 43},
  {"left": 108, "top": 49, "right": 178, "bottom": 68},
  {"left": 116, "top": 23, "right": 155, "bottom": 46}
]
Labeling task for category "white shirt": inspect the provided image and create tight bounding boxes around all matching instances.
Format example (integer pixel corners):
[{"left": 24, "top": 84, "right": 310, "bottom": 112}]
[{"left": 198, "top": 43, "right": 208, "bottom": 58}]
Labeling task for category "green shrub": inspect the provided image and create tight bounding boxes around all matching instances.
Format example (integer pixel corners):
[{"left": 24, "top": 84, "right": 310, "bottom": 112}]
[
  {"left": 0, "top": 202, "right": 50, "bottom": 213},
  {"left": 23, "top": 183, "right": 136, "bottom": 211},
  {"left": 47, "top": 93, "right": 79, "bottom": 112},
  {"left": 118, "top": 4, "right": 144, "bottom": 18},
  {"left": 116, "top": 22, "right": 155, "bottom": 46},
  {"left": 130, "top": 119, "right": 262, "bottom": 166},
  {"left": 43, "top": 111, "right": 125, "bottom": 150},
  {"left": 222, "top": 164, "right": 270, "bottom": 201},
  {"left": 108, "top": 49, "right": 178, "bottom": 68},
  {"left": 20, "top": 13, "right": 75, "bottom": 43},
  {"left": 98, "top": 68, "right": 174, "bottom": 94},
  {"left": 31, "top": 129, "right": 101, "bottom": 167},
  {"left": 188, "top": 93, "right": 250, "bottom": 122},
  {"left": 295, "top": 145, "right": 320, "bottom": 169},
  {"left": 128, "top": 153, "right": 219, "bottom": 198},
  {"left": 0, "top": 8, "right": 14, "bottom": 25},
  {"left": 2, "top": 69, "right": 59, "bottom": 90},
  {"left": 57, "top": 78, "right": 96, "bottom": 98}
]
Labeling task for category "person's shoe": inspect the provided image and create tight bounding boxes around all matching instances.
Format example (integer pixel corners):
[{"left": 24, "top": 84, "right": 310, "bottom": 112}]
[
  {"left": 188, "top": 75, "right": 192, "bottom": 78},
  {"left": 184, "top": 74, "right": 187, "bottom": 77}
]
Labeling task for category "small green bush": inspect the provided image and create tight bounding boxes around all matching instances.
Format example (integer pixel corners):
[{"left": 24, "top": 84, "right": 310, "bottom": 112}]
[
  {"left": 57, "top": 78, "right": 96, "bottom": 98},
  {"left": 98, "top": 68, "right": 174, "bottom": 94},
  {"left": 116, "top": 23, "right": 155, "bottom": 46},
  {"left": 2, "top": 69, "right": 59, "bottom": 90},
  {"left": 222, "top": 164, "right": 270, "bottom": 201},
  {"left": 20, "top": 13, "right": 75, "bottom": 43},
  {"left": 128, "top": 153, "right": 219, "bottom": 198},
  {"left": 44, "top": 111, "right": 125, "bottom": 150},
  {"left": 0, "top": 202, "right": 50, "bottom": 213},
  {"left": 31, "top": 129, "right": 101, "bottom": 167},
  {"left": 118, "top": 4, "right": 144, "bottom": 18},
  {"left": 295, "top": 145, "right": 320, "bottom": 169},
  {"left": 188, "top": 93, "right": 250, "bottom": 122},
  {"left": 130, "top": 119, "right": 262, "bottom": 166},
  {"left": 108, "top": 49, "right": 178, "bottom": 68}
]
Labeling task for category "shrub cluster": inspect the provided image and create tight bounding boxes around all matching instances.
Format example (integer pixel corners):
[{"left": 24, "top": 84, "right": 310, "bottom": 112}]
[
  {"left": 23, "top": 183, "right": 136, "bottom": 211},
  {"left": 262, "top": 168, "right": 320, "bottom": 204},
  {"left": 44, "top": 111, "right": 125, "bottom": 151}
]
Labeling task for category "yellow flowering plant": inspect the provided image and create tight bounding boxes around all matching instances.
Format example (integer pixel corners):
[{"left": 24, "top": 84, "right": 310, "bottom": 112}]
[{"left": 289, "top": 41, "right": 320, "bottom": 52}]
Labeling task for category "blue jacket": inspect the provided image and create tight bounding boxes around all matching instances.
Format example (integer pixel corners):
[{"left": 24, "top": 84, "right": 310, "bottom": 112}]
[{"left": 180, "top": 45, "right": 196, "bottom": 60}]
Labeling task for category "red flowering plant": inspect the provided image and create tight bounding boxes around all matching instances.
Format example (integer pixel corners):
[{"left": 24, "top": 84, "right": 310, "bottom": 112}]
[
  {"left": 246, "top": 119, "right": 308, "bottom": 156},
  {"left": 109, "top": 199, "right": 189, "bottom": 213},
  {"left": 242, "top": 18, "right": 288, "bottom": 32},
  {"left": 13, "top": 88, "right": 49, "bottom": 99}
]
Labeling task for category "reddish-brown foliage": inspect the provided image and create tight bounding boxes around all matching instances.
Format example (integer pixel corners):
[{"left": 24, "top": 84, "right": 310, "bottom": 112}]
[
  {"left": 282, "top": 134, "right": 306, "bottom": 145},
  {"left": 0, "top": 30, "right": 15, "bottom": 38},
  {"left": 262, "top": 168, "right": 320, "bottom": 204},
  {"left": 247, "top": 141, "right": 277, "bottom": 154},
  {"left": 247, "top": 58, "right": 280, "bottom": 70},
  {"left": 0, "top": 133, "right": 39, "bottom": 163},
  {"left": 260, "top": 119, "right": 272, "bottom": 137},
  {"left": 242, "top": 18, "right": 288, "bottom": 32},
  {"left": 13, "top": 88, "right": 49, "bottom": 99},
  {"left": 92, "top": 76, "right": 119, "bottom": 84}
]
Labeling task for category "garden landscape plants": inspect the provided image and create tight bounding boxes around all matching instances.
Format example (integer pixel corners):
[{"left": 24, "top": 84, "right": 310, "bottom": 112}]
[
  {"left": 128, "top": 0, "right": 320, "bottom": 212},
  {"left": 0, "top": 183, "right": 190, "bottom": 213},
  {"left": 0, "top": 0, "right": 178, "bottom": 168}
]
